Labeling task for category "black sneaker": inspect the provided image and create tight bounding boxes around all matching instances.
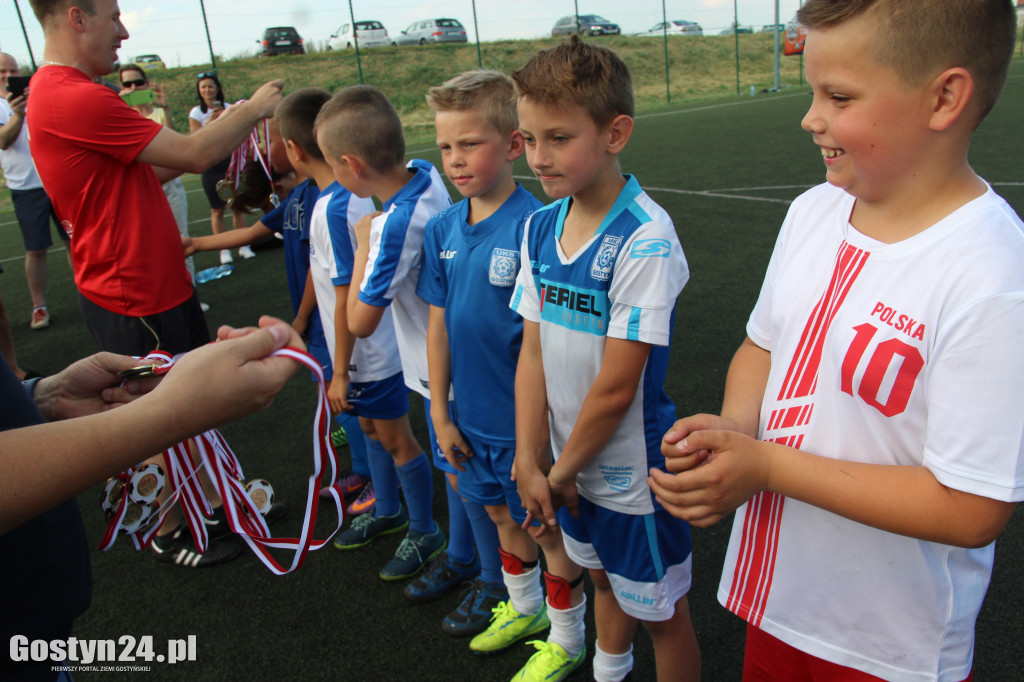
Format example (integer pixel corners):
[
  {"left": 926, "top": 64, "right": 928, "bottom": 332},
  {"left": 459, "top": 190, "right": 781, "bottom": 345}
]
[
  {"left": 151, "top": 524, "right": 240, "bottom": 567},
  {"left": 204, "top": 502, "right": 288, "bottom": 538},
  {"left": 441, "top": 577, "right": 509, "bottom": 637}
]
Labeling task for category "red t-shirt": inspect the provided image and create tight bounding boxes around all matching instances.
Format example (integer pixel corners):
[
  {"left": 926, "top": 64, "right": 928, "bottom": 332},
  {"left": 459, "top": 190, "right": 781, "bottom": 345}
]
[{"left": 27, "top": 66, "right": 192, "bottom": 316}]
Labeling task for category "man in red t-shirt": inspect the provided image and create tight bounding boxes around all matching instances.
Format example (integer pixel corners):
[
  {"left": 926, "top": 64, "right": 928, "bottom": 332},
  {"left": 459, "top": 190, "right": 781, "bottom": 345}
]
[
  {"left": 26, "top": 0, "right": 285, "bottom": 568},
  {"left": 27, "top": 0, "right": 281, "bottom": 353}
]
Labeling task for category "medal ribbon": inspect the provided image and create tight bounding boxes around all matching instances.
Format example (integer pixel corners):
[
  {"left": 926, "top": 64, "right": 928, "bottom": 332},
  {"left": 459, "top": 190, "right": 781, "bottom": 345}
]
[{"left": 100, "top": 344, "right": 345, "bottom": 575}]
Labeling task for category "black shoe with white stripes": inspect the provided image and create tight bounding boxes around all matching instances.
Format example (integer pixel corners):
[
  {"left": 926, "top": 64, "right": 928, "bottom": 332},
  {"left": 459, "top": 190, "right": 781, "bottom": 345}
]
[{"left": 151, "top": 524, "right": 241, "bottom": 568}]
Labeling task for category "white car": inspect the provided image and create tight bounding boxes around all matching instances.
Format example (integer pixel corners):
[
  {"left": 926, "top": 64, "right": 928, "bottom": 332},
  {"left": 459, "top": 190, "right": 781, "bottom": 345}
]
[
  {"left": 637, "top": 20, "right": 703, "bottom": 37},
  {"left": 327, "top": 20, "right": 389, "bottom": 50}
]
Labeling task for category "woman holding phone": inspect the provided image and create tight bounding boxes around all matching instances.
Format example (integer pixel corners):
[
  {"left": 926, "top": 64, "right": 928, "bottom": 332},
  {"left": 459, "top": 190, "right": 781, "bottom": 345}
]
[{"left": 189, "top": 72, "right": 253, "bottom": 265}]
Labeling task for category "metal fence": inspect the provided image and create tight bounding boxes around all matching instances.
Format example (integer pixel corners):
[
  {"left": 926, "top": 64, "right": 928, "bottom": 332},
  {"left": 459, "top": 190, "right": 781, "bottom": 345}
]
[{"left": 1, "top": 1, "right": 805, "bottom": 91}]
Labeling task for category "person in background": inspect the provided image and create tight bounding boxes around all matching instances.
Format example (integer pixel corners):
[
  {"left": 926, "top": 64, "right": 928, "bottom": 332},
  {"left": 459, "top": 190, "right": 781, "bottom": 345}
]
[{"left": 189, "top": 71, "right": 254, "bottom": 265}]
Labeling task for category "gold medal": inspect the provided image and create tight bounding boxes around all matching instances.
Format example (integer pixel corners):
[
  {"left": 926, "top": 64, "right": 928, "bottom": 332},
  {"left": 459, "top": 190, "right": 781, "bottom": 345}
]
[{"left": 245, "top": 479, "right": 275, "bottom": 515}]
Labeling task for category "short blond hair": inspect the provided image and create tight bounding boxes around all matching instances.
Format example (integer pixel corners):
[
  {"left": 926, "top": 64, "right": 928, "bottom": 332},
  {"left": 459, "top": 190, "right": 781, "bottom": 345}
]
[
  {"left": 314, "top": 85, "right": 404, "bottom": 173},
  {"left": 798, "top": 0, "right": 1017, "bottom": 123},
  {"left": 426, "top": 70, "right": 518, "bottom": 136},
  {"left": 511, "top": 34, "right": 633, "bottom": 129}
]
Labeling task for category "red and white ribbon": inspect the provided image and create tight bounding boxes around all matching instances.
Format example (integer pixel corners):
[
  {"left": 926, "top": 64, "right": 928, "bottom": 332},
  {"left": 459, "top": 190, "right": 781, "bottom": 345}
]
[{"left": 100, "top": 344, "right": 345, "bottom": 575}]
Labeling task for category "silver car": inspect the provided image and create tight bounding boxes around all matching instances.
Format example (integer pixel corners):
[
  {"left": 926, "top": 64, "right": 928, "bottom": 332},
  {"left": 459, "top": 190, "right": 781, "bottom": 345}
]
[
  {"left": 637, "top": 20, "right": 703, "bottom": 37},
  {"left": 327, "top": 20, "right": 389, "bottom": 50},
  {"left": 551, "top": 15, "right": 620, "bottom": 37},
  {"left": 393, "top": 18, "right": 468, "bottom": 46}
]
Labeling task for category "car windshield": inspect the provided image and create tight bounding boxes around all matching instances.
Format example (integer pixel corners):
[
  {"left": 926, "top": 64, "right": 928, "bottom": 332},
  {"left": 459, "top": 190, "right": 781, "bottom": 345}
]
[
  {"left": 138, "top": 55, "right": 158, "bottom": 61},
  {"left": 437, "top": 19, "right": 461, "bottom": 27},
  {"left": 268, "top": 29, "right": 297, "bottom": 39},
  {"left": 671, "top": 21, "right": 692, "bottom": 27},
  {"left": 356, "top": 21, "right": 383, "bottom": 30}
]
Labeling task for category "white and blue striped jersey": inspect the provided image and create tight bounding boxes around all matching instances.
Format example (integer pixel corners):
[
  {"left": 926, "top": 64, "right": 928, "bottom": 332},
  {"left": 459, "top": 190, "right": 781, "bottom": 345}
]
[
  {"left": 309, "top": 181, "right": 401, "bottom": 383},
  {"left": 510, "top": 175, "right": 688, "bottom": 514},
  {"left": 357, "top": 159, "right": 452, "bottom": 398},
  {"left": 417, "top": 184, "right": 543, "bottom": 447}
]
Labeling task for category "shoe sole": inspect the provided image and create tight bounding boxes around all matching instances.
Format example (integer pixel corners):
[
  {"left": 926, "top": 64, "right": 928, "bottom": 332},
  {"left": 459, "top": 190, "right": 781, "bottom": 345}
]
[
  {"left": 378, "top": 540, "right": 447, "bottom": 582},
  {"left": 333, "top": 518, "right": 408, "bottom": 551},
  {"left": 470, "top": 616, "right": 551, "bottom": 655}
]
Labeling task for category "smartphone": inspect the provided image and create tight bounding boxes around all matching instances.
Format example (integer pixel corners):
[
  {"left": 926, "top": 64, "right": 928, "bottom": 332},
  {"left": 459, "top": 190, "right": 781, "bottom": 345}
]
[
  {"left": 120, "top": 89, "right": 156, "bottom": 107},
  {"left": 7, "top": 76, "right": 29, "bottom": 99}
]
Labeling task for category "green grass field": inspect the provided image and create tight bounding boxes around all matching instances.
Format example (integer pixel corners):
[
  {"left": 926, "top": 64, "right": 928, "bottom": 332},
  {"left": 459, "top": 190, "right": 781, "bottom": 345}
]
[{"left": 2, "top": 60, "right": 1023, "bottom": 680}]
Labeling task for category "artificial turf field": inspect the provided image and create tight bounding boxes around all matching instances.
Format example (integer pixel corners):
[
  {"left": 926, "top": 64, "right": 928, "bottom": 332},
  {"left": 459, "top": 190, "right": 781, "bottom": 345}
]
[{"left": 3, "top": 60, "right": 1024, "bottom": 680}]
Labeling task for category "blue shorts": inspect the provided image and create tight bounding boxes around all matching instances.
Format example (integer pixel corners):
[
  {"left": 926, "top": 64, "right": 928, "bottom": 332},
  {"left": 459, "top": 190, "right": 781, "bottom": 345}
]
[
  {"left": 422, "top": 396, "right": 457, "bottom": 476},
  {"left": 347, "top": 372, "right": 409, "bottom": 420},
  {"left": 11, "top": 187, "right": 64, "bottom": 251},
  {"left": 457, "top": 432, "right": 526, "bottom": 524},
  {"left": 558, "top": 496, "right": 693, "bottom": 621}
]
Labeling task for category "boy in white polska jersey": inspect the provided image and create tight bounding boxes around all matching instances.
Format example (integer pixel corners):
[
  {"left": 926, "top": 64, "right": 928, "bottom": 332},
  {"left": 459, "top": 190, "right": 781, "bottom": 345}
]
[
  {"left": 315, "top": 86, "right": 451, "bottom": 582},
  {"left": 510, "top": 37, "right": 701, "bottom": 682},
  {"left": 649, "top": 1, "right": 1024, "bottom": 681}
]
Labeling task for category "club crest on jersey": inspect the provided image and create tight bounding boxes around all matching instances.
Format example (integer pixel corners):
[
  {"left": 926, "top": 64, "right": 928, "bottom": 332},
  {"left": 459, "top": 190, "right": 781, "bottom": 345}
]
[
  {"left": 591, "top": 235, "right": 622, "bottom": 281},
  {"left": 489, "top": 248, "right": 518, "bottom": 287}
]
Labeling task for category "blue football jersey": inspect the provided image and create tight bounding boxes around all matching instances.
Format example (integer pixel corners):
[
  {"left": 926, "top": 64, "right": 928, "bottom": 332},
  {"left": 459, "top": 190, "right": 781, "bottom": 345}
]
[{"left": 417, "top": 183, "right": 543, "bottom": 445}]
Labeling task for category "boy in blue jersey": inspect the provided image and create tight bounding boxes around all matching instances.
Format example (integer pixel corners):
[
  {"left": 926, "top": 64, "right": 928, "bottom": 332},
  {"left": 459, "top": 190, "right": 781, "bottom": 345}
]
[
  {"left": 509, "top": 37, "right": 701, "bottom": 682},
  {"left": 314, "top": 86, "right": 450, "bottom": 581},
  {"left": 417, "top": 69, "right": 591, "bottom": 669},
  {"left": 185, "top": 94, "right": 374, "bottom": 515}
]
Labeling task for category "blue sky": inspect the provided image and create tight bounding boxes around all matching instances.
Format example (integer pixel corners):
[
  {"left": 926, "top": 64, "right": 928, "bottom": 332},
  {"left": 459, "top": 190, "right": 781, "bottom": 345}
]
[{"left": 2, "top": 0, "right": 803, "bottom": 70}]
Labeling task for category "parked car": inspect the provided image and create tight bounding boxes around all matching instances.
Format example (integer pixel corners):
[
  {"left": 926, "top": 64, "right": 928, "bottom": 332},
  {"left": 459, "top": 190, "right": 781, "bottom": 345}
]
[
  {"left": 393, "top": 18, "right": 468, "bottom": 46},
  {"left": 327, "top": 20, "right": 389, "bottom": 50},
  {"left": 551, "top": 15, "right": 621, "bottom": 37},
  {"left": 718, "top": 26, "right": 754, "bottom": 35},
  {"left": 761, "top": 23, "right": 786, "bottom": 33},
  {"left": 637, "top": 20, "right": 703, "bottom": 37},
  {"left": 134, "top": 54, "right": 165, "bottom": 70},
  {"left": 258, "top": 27, "right": 304, "bottom": 56}
]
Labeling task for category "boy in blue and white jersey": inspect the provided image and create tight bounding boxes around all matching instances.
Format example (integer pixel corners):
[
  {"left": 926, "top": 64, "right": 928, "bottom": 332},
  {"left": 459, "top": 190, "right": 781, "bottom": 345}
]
[
  {"left": 510, "top": 38, "right": 701, "bottom": 682},
  {"left": 315, "top": 86, "right": 451, "bottom": 581},
  {"left": 184, "top": 101, "right": 373, "bottom": 511},
  {"left": 415, "top": 70, "right": 591, "bottom": 673}
]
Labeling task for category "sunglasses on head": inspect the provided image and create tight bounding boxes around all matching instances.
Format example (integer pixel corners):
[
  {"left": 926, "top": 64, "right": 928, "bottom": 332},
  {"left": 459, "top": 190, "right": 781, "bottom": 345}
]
[
  {"left": 197, "top": 71, "right": 216, "bottom": 80},
  {"left": 121, "top": 78, "right": 147, "bottom": 88}
]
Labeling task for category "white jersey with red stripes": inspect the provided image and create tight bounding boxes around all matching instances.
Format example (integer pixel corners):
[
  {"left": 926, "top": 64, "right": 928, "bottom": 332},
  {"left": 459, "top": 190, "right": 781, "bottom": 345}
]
[{"left": 722, "top": 182, "right": 1024, "bottom": 681}]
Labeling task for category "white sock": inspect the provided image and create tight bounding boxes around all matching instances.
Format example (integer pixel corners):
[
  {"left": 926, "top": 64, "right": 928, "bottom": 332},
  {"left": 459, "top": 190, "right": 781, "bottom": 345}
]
[
  {"left": 593, "top": 641, "right": 633, "bottom": 682},
  {"left": 503, "top": 565, "right": 544, "bottom": 616},
  {"left": 547, "top": 594, "right": 587, "bottom": 658}
]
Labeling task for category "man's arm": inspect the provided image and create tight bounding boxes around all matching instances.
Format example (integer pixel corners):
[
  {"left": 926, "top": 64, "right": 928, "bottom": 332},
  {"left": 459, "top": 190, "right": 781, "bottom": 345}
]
[
  {"left": 0, "top": 94, "right": 26, "bottom": 150},
  {"left": 135, "top": 79, "right": 283, "bottom": 174},
  {"left": 1, "top": 318, "right": 303, "bottom": 533}
]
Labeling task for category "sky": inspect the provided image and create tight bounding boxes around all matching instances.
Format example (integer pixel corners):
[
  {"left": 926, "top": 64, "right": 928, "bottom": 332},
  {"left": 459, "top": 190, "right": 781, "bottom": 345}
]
[{"left": 1, "top": 0, "right": 804, "bottom": 70}]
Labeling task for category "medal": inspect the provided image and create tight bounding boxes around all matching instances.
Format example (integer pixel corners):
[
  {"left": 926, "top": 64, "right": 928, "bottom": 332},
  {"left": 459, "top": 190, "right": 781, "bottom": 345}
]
[
  {"left": 215, "top": 178, "right": 235, "bottom": 202},
  {"left": 245, "top": 478, "right": 275, "bottom": 515},
  {"left": 129, "top": 463, "right": 165, "bottom": 504}
]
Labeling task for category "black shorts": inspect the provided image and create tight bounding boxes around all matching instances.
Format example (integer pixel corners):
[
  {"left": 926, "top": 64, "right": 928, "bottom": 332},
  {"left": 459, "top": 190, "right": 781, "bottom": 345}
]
[
  {"left": 200, "top": 157, "right": 232, "bottom": 210},
  {"left": 78, "top": 288, "right": 211, "bottom": 356},
  {"left": 11, "top": 187, "right": 65, "bottom": 251}
]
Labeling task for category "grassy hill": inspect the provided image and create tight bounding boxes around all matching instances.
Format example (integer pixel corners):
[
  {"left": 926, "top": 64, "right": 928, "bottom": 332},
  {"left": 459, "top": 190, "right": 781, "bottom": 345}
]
[{"left": 131, "top": 33, "right": 808, "bottom": 144}]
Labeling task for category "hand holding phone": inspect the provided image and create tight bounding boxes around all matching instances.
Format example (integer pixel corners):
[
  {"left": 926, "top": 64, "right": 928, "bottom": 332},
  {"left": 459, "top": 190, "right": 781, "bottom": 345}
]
[
  {"left": 120, "top": 89, "right": 156, "bottom": 107},
  {"left": 7, "top": 76, "right": 29, "bottom": 99}
]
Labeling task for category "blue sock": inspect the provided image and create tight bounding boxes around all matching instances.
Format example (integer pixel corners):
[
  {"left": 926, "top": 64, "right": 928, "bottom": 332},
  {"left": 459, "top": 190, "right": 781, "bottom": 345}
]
[
  {"left": 445, "top": 477, "right": 475, "bottom": 565},
  {"left": 397, "top": 453, "right": 434, "bottom": 534},
  {"left": 365, "top": 436, "right": 400, "bottom": 518},
  {"left": 465, "top": 499, "right": 503, "bottom": 585},
  {"left": 334, "top": 412, "right": 369, "bottom": 478}
]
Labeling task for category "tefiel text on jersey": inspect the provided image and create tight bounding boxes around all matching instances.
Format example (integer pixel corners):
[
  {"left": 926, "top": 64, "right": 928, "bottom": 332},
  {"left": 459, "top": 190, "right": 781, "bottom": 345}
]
[{"left": 539, "top": 281, "right": 608, "bottom": 335}]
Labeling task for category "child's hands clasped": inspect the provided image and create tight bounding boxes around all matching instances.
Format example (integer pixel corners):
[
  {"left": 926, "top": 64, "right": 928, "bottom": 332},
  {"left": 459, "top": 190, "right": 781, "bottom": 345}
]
[{"left": 648, "top": 424, "right": 773, "bottom": 528}]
